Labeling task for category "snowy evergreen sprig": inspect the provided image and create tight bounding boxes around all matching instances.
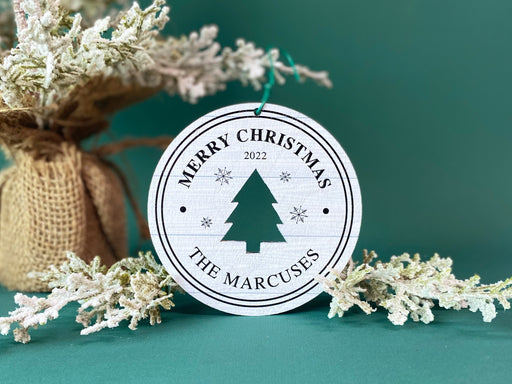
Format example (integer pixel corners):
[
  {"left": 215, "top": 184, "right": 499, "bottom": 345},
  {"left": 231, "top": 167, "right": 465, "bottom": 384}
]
[
  {"left": 0, "top": 251, "right": 181, "bottom": 344},
  {"left": 0, "top": 0, "right": 331, "bottom": 112},
  {"left": 1, "top": 250, "right": 512, "bottom": 343},
  {"left": 320, "top": 250, "right": 512, "bottom": 325}
]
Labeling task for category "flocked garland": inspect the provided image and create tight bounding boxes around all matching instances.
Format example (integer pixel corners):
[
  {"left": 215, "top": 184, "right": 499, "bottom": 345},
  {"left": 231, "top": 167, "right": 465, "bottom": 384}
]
[
  {"left": 1, "top": 251, "right": 511, "bottom": 343},
  {"left": 1, "top": 252, "right": 181, "bottom": 343},
  {"left": 0, "top": 0, "right": 330, "bottom": 113}
]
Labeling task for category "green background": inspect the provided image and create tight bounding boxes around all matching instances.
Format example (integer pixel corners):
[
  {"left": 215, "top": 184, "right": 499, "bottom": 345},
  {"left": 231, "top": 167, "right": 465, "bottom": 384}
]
[{"left": 2, "top": 0, "right": 512, "bottom": 382}]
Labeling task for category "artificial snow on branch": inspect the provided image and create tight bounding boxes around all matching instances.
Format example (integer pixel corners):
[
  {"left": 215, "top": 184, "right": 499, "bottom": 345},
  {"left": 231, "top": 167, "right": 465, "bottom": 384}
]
[
  {"left": 320, "top": 250, "right": 512, "bottom": 325},
  {"left": 0, "top": 251, "right": 181, "bottom": 343},
  {"left": 2, "top": 250, "right": 512, "bottom": 343},
  {"left": 0, "top": 0, "right": 331, "bottom": 113}
]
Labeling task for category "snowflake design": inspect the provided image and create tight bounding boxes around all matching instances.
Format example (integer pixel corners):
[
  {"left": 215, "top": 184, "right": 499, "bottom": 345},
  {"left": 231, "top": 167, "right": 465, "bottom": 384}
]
[
  {"left": 290, "top": 206, "right": 308, "bottom": 224},
  {"left": 201, "top": 217, "right": 213, "bottom": 229},
  {"left": 280, "top": 171, "right": 291, "bottom": 183},
  {"left": 214, "top": 167, "right": 233, "bottom": 185}
]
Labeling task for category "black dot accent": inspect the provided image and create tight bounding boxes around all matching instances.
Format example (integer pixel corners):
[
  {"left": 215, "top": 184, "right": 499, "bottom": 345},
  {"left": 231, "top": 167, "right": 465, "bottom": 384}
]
[
  {"left": 180, "top": 206, "right": 186, "bottom": 213},
  {"left": 323, "top": 208, "right": 329, "bottom": 214}
]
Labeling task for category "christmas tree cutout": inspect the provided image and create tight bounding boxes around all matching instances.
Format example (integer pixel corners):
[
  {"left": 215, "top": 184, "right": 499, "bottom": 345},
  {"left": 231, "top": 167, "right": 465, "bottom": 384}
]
[{"left": 222, "top": 169, "right": 286, "bottom": 253}]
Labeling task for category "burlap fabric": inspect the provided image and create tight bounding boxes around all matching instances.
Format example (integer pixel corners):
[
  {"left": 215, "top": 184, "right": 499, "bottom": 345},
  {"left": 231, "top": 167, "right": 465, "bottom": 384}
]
[
  {"left": 0, "top": 143, "right": 126, "bottom": 291},
  {"left": 0, "top": 78, "right": 169, "bottom": 291}
]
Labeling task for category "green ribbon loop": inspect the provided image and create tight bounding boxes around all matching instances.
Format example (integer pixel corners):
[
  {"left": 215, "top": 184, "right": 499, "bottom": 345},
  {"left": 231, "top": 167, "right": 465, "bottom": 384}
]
[{"left": 254, "top": 47, "right": 300, "bottom": 115}]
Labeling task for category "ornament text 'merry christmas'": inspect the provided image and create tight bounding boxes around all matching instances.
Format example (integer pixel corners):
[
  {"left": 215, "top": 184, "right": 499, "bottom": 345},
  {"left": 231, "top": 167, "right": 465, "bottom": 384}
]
[{"left": 178, "top": 129, "right": 332, "bottom": 189}]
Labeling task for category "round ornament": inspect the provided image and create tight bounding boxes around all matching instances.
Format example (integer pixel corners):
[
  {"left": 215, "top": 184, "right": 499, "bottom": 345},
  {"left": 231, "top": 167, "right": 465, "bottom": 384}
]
[{"left": 148, "top": 103, "right": 362, "bottom": 315}]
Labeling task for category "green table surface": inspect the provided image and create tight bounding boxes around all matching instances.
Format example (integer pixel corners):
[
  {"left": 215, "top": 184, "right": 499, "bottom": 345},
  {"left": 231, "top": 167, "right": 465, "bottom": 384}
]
[
  {"left": 1, "top": 287, "right": 512, "bottom": 384},
  {"left": 2, "top": 0, "right": 512, "bottom": 382}
]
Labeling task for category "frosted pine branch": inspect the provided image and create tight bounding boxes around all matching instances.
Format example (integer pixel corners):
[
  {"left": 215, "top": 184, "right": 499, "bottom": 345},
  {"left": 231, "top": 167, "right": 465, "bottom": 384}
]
[
  {"left": 0, "top": 0, "right": 331, "bottom": 112},
  {"left": 0, "top": 251, "right": 181, "bottom": 343},
  {"left": 2, "top": 250, "right": 511, "bottom": 344},
  {"left": 320, "top": 250, "right": 512, "bottom": 325}
]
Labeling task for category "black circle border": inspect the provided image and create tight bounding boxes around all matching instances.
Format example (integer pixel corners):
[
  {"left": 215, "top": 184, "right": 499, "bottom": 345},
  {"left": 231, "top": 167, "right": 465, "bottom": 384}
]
[
  {"left": 155, "top": 109, "right": 355, "bottom": 307},
  {"left": 153, "top": 107, "right": 357, "bottom": 308}
]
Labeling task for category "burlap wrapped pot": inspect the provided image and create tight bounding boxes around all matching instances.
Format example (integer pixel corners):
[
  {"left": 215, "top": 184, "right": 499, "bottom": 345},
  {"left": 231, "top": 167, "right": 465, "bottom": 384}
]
[
  {"left": 0, "top": 78, "right": 169, "bottom": 292},
  {"left": 0, "top": 143, "right": 127, "bottom": 291}
]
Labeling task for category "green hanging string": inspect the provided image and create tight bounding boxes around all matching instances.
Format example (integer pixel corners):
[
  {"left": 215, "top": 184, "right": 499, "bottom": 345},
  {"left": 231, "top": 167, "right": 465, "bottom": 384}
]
[{"left": 254, "top": 47, "right": 301, "bottom": 115}]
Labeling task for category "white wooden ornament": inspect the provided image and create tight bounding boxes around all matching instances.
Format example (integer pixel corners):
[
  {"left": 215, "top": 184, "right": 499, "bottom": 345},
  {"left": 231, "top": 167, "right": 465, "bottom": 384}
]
[{"left": 148, "top": 103, "right": 362, "bottom": 316}]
